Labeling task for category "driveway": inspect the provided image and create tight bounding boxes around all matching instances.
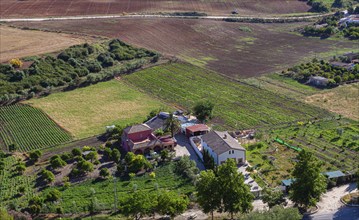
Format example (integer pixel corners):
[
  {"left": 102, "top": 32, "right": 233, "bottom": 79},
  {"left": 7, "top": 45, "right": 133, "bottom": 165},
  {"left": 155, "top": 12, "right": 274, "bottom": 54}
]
[
  {"left": 174, "top": 134, "right": 205, "bottom": 170},
  {"left": 304, "top": 183, "right": 359, "bottom": 220}
]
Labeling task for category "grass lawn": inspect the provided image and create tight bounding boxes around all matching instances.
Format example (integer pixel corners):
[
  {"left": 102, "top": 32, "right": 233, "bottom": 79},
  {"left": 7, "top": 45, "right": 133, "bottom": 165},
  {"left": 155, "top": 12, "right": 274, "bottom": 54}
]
[{"left": 24, "top": 80, "right": 168, "bottom": 139}]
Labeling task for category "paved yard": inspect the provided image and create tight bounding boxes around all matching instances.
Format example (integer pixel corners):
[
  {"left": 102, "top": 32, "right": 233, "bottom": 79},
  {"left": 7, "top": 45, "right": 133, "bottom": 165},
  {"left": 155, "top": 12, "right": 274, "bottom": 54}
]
[
  {"left": 174, "top": 134, "right": 205, "bottom": 170},
  {"left": 304, "top": 183, "right": 359, "bottom": 220}
]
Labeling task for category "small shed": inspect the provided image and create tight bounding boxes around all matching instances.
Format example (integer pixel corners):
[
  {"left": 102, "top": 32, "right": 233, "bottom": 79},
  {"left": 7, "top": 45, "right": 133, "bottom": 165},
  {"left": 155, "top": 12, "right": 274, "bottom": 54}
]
[
  {"left": 281, "top": 178, "right": 295, "bottom": 192},
  {"left": 307, "top": 76, "right": 329, "bottom": 87},
  {"left": 324, "top": 170, "right": 347, "bottom": 186},
  {"left": 185, "top": 124, "right": 209, "bottom": 137}
]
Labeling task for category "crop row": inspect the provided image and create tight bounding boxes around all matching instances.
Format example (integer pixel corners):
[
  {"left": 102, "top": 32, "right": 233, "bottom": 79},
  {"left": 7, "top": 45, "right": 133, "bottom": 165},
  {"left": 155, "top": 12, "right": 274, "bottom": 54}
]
[
  {"left": 267, "top": 119, "right": 359, "bottom": 172},
  {"left": 124, "top": 63, "right": 330, "bottom": 129},
  {"left": 0, "top": 104, "right": 72, "bottom": 152},
  {"left": 0, "top": 156, "right": 36, "bottom": 208}
]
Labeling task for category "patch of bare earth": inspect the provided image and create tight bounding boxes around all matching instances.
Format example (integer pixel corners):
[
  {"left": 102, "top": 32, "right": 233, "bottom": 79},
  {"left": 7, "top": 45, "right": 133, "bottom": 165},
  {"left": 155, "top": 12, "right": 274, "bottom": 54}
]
[
  {"left": 0, "top": 25, "right": 92, "bottom": 62},
  {"left": 305, "top": 83, "right": 359, "bottom": 120}
]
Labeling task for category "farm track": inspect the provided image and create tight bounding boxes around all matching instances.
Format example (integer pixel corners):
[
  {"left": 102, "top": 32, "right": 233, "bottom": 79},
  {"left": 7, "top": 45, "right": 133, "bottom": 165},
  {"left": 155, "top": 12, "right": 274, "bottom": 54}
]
[{"left": 0, "top": 12, "right": 331, "bottom": 22}]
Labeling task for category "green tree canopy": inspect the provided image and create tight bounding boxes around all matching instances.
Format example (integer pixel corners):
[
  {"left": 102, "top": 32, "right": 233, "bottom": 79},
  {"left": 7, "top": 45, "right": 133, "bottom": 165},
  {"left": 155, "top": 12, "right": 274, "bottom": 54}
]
[
  {"left": 261, "top": 187, "right": 286, "bottom": 208},
  {"left": 217, "top": 159, "right": 254, "bottom": 218},
  {"left": 156, "top": 190, "right": 189, "bottom": 217},
  {"left": 29, "top": 150, "right": 42, "bottom": 162},
  {"left": 122, "top": 190, "right": 153, "bottom": 220},
  {"left": 290, "top": 150, "right": 327, "bottom": 208},
  {"left": 196, "top": 169, "right": 221, "bottom": 220},
  {"left": 193, "top": 101, "right": 214, "bottom": 122},
  {"left": 164, "top": 113, "right": 181, "bottom": 137},
  {"left": 240, "top": 206, "right": 302, "bottom": 220}
]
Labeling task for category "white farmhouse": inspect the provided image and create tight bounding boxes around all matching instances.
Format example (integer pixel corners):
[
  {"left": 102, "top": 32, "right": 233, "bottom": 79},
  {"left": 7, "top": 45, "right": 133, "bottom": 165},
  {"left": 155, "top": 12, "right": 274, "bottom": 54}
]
[{"left": 201, "top": 130, "right": 246, "bottom": 165}]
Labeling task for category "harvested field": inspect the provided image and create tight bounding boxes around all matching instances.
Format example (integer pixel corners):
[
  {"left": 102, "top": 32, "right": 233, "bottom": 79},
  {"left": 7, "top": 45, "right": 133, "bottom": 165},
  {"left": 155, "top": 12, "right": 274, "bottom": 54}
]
[
  {"left": 11, "top": 19, "right": 358, "bottom": 78},
  {"left": 24, "top": 80, "right": 168, "bottom": 139},
  {"left": 305, "top": 83, "right": 359, "bottom": 121},
  {"left": 0, "top": 25, "right": 90, "bottom": 62},
  {"left": 0, "top": 0, "right": 311, "bottom": 18}
]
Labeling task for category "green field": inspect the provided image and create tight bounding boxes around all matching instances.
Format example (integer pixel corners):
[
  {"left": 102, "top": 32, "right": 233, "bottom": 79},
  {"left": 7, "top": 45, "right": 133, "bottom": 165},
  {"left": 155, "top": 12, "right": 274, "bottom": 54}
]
[
  {"left": 123, "top": 63, "right": 331, "bottom": 129},
  {"left": 0, "top": 156, "right": 36, "bottom": 208},
  {"left": 0, "top": 105, "right": 72, "bottom": 151},
  {"left": 25, "top": 80, "right": 167, "bottom": 139},
  {"left": 41, "top": 163, "right": 194, "bottom": 213}
]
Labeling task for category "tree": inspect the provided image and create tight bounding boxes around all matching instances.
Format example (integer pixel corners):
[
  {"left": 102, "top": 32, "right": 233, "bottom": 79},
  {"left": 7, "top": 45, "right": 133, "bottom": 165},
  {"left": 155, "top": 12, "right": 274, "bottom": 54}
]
[
  {"left": 29, "top": 150, "right": 42, "bottom": 163},
  {"left": 10, "top": 58, "right": 23, "bottom": 68},
  {"left": 174, "top": 156, "right": 199, "bottom": 182},
  {"left": 240, "top": 206, "right": 302, "bottom": 220},
  {"left": 103, "top": 147, "right": 112, "bottom": 161},
  {"left": 16, "top": 162, "right": 26, "bottom": 174},
  {"left": 99, "top": 168, "right": 110, "bottom": 179},
  {"left": 356, "top": 169, "right": 359, "bottom": 190},
  {"left": 28, "top": 196, "right": 44, "bottom": 216},
  {"left": 72, "top": 148, "right": 82, "bottom": 157},
  {"left": 156, "top": 190, "right": 189, "bottom": 218},
  {"left": 0, "top": 207, "right": 13, "bottom": 220},
  {"left": 217, "top": 159, "right": 254, "bottom": 219},
  {"left": 8, "top": 143, "right": 17, "bottom": 152},
  {"left": 290, "top": 150, "right": 327, "bottom": 209},
  {"left": 193, "top": 101, "right": 214, "bottom": 122},
  {"left": 45, "top": 189, "right": 61, "bottom": 202},
  {"left": 164, "top": 113, "right": 181, "bottom": 137},
  {"left": 261, "top": 187, "right": 286, "bottom": 208},
  {"left": 41, "top": 169, "right": 55, "bottom": 184},
  {"left": 77, "top": 161, "right": 94, "bottom": 173},
  {"left": 123, "top": 191, "right": 153, "bottom": 220},
  {"left": 50, "top": 156, "right": 67, "bottom": 169},
  {"left": 196, "top": 170, "right": 221, "bottom": 220},
  {"left": 160, "top": 149, "right": 169, "bottom": 161},
  {"left": 86, "top": 151, "right": 98, "bottom": 162},
  {"left": 203, "top": 149, "right": 215, "bottom": 170},
  {"left": 111, "top": 149, "right": 121, "bottom": 163}
]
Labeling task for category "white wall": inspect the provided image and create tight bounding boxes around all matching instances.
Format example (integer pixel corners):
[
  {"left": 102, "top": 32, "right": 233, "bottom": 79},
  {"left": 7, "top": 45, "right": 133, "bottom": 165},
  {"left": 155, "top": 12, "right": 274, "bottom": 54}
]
[
  {"left": 189, "top": 137, "right": 203, "bottom": 161},
  {"left": 218, "top": 149, "right": 245, "bottom": 165}
]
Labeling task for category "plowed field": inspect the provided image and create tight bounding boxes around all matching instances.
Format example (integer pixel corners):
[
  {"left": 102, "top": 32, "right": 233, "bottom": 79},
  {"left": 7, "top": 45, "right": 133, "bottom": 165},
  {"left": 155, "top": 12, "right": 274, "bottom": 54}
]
[
  {"left": 11, "top": 18, "right": 358, "bottom": 78},
  {"left": 0, "top": 0, "right": 311, "bottom": 18}
]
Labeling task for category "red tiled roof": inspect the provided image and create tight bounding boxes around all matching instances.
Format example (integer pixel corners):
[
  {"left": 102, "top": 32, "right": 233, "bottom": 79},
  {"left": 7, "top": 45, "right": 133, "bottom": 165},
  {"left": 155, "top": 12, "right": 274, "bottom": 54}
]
[{"left": 186, "top": 124, "right": 209, "bottom": 133}]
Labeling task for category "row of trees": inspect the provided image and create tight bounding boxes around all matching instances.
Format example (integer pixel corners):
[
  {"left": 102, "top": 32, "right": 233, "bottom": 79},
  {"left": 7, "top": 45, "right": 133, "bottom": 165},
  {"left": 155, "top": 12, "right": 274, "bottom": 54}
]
[{"left": 0, "top": 40, "right": 158, "bottom": 105}]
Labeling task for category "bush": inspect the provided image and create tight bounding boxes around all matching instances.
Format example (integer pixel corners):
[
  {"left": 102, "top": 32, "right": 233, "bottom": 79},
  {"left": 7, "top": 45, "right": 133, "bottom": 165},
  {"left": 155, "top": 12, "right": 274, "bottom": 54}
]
[
  {"left": 41, "top": 169, "right": 55, "bottom": 184},
  {"left": 45, "top": 189, "right": 61, "bottom": 202},
  {"left": 10, "top": 58, "right": 23, "bottom": 68},
  {"left": 50, "top": 156, "right": 67, "bottom": 169},
  {"left": 29, "top": 150, "right": 42, "bottom": 162},
  {"left": 174, "top": 156, "right": 199, "bottom": 182},
  {"left": 72, "top": 148, "right": 82, "bottom": 157},
  {"left": 99, "top": 168, "right": 110, "bottom": 179}
]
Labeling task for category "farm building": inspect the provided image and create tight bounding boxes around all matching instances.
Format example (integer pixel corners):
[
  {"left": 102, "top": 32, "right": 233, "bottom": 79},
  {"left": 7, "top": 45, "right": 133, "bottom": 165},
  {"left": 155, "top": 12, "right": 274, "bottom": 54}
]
[
  {"left": 145, "top": 112, "right": 169, "bottom": 131},
  {"left": 201, "top": 130, "right": 246, "bottom": 165},
  {"left": 121, "top": 124, "right": 176, "bottom": 154},
  {"left": 307, "top": 76, "right": 329, "bottom": 87},
  {"left": 281, "top": 170, "right": 348, "bottom": 191},
  {"left": 185, "top": 124, "right": 209, "bottom": 137},
  {"left": 330, "top": 61, "right": 355, "bottom": 70}
]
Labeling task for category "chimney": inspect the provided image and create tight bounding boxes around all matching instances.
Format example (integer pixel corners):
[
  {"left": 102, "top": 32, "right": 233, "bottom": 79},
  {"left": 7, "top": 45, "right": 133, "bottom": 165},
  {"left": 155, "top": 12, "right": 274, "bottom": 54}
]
[{"left": 223, "top": 134, "right": 227, "bottom": 139}]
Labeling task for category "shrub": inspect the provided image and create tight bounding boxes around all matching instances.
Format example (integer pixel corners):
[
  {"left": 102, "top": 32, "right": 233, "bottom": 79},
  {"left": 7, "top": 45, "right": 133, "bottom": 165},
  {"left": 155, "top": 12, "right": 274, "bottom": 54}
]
[
  {"left": 45, "top": 189, "right": 61, "bottom": 202},
  {"left": 99, "top": 168, "right": 110, "bottom": 179},
  {"left": 29, "top": 150, "right": 42, "bottom": 162},
  {"left": 10, "top": 58, "right": 23, "bottom": 68},
  {"left": 72, "top": 148, "right": 82, "bottom": 157},
  {"left": 41, "top": 169, "right": 55, "bottom": 184}
]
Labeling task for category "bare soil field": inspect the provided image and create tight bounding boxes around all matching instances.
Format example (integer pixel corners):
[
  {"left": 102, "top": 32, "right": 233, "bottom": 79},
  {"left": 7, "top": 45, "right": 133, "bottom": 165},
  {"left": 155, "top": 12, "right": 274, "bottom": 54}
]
[
  {"left": 0, "top": 25, "right": 90, "bottom": 62},
  {"left": 0, "top": 0, "right": 310, "bottom": 18},
  {"left": 10, "top": 19, "right": 358, "bottom": 78}
]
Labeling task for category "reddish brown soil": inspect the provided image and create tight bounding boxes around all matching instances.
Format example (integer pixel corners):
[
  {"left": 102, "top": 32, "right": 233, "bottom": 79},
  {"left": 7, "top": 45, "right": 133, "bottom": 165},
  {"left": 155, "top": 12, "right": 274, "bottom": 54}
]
[
  {"left": 11, "top": 18, "right": 358, "bottom": 78},
  {"left": 0, "top": 0, "right": 311, "bottom": 18}
]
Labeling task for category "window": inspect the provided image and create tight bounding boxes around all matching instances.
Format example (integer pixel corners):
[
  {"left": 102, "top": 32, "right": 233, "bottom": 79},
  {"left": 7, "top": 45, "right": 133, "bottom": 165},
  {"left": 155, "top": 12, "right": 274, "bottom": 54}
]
[
  {"left": 229, "top": 151, "right": 231, "bottom": 155},
  {"left": 232, "top": 150, "right": 234, "bottom": 154}
]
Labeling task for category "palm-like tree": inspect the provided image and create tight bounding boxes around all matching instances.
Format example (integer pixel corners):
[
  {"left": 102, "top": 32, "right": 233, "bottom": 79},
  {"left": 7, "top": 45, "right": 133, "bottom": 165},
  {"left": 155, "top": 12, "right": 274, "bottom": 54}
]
[{"left": 164, "top": 113, "right": 181, "bottom": 137}]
